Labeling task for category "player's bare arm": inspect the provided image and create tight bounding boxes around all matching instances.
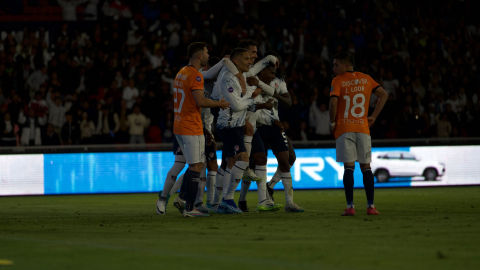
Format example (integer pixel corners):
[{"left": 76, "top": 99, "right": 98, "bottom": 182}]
[
  {"left": 367, "top": 87, "right": 388, "bottom": 127},
  {"left": 329, "top": 96, "right": 338, "bottom": 133},
  {"left": 274, "top": 93, "right": 292, "bottom": 107},
  {"left": 255, "top": 99, "right": 274, "bottom": 110},
  {"left": 192, "top": 90, "right": 230, "bottom": 109}
]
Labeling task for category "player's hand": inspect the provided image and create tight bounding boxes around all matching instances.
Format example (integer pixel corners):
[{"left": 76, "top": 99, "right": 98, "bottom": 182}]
[
  {"left": 367, "top": 116, "right": 376, "bottom": 127},
  {"left": 218, "top": 97, "right": 230, "bottom": 110},
  {"left": 246, "top": 76, "right": 259, "bottom": 86},
  {"left": 274, "top": 120, "right": 284, "bottom": 133},
  {"left": 251, "top": 87, "right": 262, "bottom": 98},
  {"left": 263, "top": 99, "right": 274, "bottom": 110},
  {"left": 330, "top": 122, "right": 336, "bottom": 134}
]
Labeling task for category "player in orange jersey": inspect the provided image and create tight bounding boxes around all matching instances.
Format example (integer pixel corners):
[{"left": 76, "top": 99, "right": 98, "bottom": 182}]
[
  {"left": 170, "top": 42, "right": 230, "bottom": 218},
  {"left": 329, "top": 52, "right": 388, "bottom": 216}
]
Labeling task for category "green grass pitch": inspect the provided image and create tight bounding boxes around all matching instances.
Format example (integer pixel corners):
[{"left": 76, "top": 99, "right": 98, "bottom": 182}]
[{"left": 1, "top": 186, "right": 479, "bottom": 270}]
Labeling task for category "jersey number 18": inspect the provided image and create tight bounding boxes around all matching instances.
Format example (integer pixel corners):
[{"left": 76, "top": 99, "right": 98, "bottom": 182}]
[{"left": 343, "top": 93, "right": 365, "bottom": 118}]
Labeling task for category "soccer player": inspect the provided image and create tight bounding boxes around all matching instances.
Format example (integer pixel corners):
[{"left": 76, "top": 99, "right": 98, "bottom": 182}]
[
  {"left": 156, "top": 56, "right": 228, "bottom": 215},
  {"left": 328, "top": 52, "right": 388, "bottom": 216},
  {"left": 251, "top": 52, "right": 304, "bottom": 213},
  {"left": 215, "top": 48, "right": 257, "bottom": 214},
  {"left": 170, "top": 42, "right": 229, "bottom": 217}
]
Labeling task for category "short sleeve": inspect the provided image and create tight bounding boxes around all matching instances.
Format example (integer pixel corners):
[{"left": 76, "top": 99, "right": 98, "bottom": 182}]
[
  {"left": 190, "top": 72, "right": 204, "bottom": 91},
  {"left": 368, "top": 75, "right": 380, "bottom": 93},
  {"left": 278, "top": 79, "right": 288, "bottom": 95},
  {"left": 330, "top": 78, "right": 340, "bottom": 98}
]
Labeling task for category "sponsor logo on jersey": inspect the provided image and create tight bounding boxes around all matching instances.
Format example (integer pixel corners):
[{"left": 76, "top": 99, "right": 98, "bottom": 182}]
[
  {"left": 228, "top": 87, "right": 234, "bottom": 93},
  {"left": 196, "top": 76, "right": 202, "bottom": 82},
  {"left": 342, "top": 78, "right": 368, "bottom": 87}
]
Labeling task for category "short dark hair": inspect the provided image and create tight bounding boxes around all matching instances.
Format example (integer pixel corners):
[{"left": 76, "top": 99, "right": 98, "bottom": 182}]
[
  {"left": 238, "top": 39, "right": 257, "bottom": 49},
  {"left": 334, "top": 52, "right": 355, "bottom": 68},
  {"left": 208, "top": 56, "right": 220, "bottom": 67},
  {"left": 187, "top": 42, "right": 207, "bottom": 58},
  {"left": 264, "top": 50, "right": 279, "bottom": 58},
  {"left": 230, "top": 48, "right": 248, "bottom": 61}
]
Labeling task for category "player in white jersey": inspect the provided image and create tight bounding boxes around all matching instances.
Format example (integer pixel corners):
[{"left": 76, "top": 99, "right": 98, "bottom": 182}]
[
  {"left": 210, "top": 41, "right": 278, "bottom": 212},
  {"left": 156, "top": 56, "right": 228, "bottom": 215},
  {"left": 253, "top": 51, "right": 304, "bottom": 213}
]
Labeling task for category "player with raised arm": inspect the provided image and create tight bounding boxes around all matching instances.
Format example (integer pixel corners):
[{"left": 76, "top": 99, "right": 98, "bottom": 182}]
[
  {"left": 250, "top": 51, "right": 304, "bottom": 213},
  {"left": 156, "top": 55, "right": 230, "bottom": 215},
  {"left": 169, "top": 42, "right": 229, "bottom": 218},
  {"left": 329, "top": 52, "right": 388, "bottom": 216}
]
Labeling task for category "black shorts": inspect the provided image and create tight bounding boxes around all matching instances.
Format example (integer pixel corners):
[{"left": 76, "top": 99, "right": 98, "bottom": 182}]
[
  {"left": 217, "top": 126, "right": 246, "bottom": 158},
  {"left": 258, "top": 125, "right": 289, "bottom": 154},
  {"left": 204, "top": 133, "right": 217, "bottom": 162},
  {"left": 173, "top": 135, "right": 183, "bottom": 155},
  {"left": 251, "top": 130, "right": 265, "bottom": 155}
]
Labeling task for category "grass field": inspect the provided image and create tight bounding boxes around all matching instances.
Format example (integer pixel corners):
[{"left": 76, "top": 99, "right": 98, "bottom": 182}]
[{"left": 1, "top": 186, "right": 479, "bottom": 270}]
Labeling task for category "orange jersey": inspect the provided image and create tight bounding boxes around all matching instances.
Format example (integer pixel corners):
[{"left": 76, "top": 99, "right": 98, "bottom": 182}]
[
  {"left": 330, "top": 71, "right": 380, "bottom": 139},
  {"left": 173, "top": 66, "right": 204, "bottom": 135}
]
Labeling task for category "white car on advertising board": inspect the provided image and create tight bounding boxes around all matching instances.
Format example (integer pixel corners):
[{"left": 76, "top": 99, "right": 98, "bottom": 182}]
[{"left": 371, "top": 152, "right": 445, "bottom": 182}]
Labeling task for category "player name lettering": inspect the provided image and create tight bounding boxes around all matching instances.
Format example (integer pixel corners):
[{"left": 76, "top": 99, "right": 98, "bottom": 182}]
[
  {"left": 343, "top": 119, "right": 364, "bottom": 124},
  {"left": 345, "top": 86, "right": 365, "bottom": 93},
  {"left": 176, "top": 74, "right": 188, "bottom": 81},
  {"left": 342, "top": 78, "right": 368, "bottom": 87},
  {"left": 175, "top": 80, "right": 183, "bottom": 87}
]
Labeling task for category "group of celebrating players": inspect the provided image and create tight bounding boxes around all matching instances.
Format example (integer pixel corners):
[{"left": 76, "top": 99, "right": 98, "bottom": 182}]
[{"left": 156, "top": 39, "right": 388, "bottom": 218}]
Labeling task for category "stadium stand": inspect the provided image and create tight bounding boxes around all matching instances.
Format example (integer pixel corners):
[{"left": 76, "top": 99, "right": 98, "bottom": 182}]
[{"left": 0, "top": 0, "right": 479, "bottom": 146}]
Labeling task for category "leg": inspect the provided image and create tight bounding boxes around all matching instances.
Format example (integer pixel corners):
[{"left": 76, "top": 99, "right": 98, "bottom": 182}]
[
  {"left": 336, "top": 133, "right": 358, "bottom": 216},
  {"left": 206, "top": 159, "right": 218, "bottom": 205},
  {"left": 360, "top": 163, "right": 375, "bottom": 207},
  {"left": 161, "top": 154, "right": 186, "bottom": 199}
]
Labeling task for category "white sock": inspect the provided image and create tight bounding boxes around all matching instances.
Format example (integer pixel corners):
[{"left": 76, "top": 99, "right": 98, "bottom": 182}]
[
  {"left": 225, "top": 161, "right": 248, "bottom": 200},
  {"left": 195, "top": 165, "right": 207, "bottom": 205},
  {"left": 213, "top": 167, "right": 224, "bottom": 205},
  {"left": 267, "top": 166, "right": 284, "bottom": 189},
  {"left": 255, "top": 165, "right": 267, "bottom": 204},
  {"left": 244, "top": 135, "right": 253, "bottom": 158},
  {"left": 206, "top": 171, "right": 217, "bottom": 204},
  {"left": 160, "top": 158, "right": 186, "bottom": 198},
  {"left": 281, "top": 171, "right": 294, "bottom": 205},
  {"left": 239, "top": 180, "right": 251, "bottom": 202},
  {"left": 222, "top": 168, "right": 231, "bottom": 198},
  {"left": 170, "top": 173, "right": 184, "bottom": 196}
]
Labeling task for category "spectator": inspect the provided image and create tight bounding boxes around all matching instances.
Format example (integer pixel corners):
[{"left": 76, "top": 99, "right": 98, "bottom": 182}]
[
  {"left": 382, "top": 71, "right": 399, "bottom": 99},
  {"left": 57, "top": 0, "right": 88, "bottom": 21},
  {"left": 127, "top": 104, "right": 150, "bottom": 144},
  {"left": 46, "top": 90, "right": 70, "bottom": 134},
  {"left": 84, "top": 0, "right": 99, "bottom": 20},
  {"left": 29, "top": 91, "right": 49, "bottom": 117},
  {"left": 42, "top": 124, "right": 61, "bottom": 146},
  {"left": 436, "top": 113, "right": 452, "bottom": 138},
  {"left": 0, "top": 112, "right": 17, "bottom": 146},
  {"left": 309, "top": 101, "right": 330, "bottom": 140},
  {"left": 446, "top": 93, "right": 461, "bottom": 115},
  {"left": 96, "top": 105, "right": 119, "bottom": 144},
  {"left": 18, "top": 107, "right": 46, "bottom": 146},
  {"left": 116, "top": 99, "right": 129, "bottom": 143},
  {"left": 26, "top": 66, "right": 48, "bottom": 97},
  {"left": 102, "top": 0, "right": 132, "bottom": 20},
  {"left": 61, "top": 111, "right": 80, "bottom": 145},
  {"left": 79, "top": 112, "right": 95, "bottom": 144},
  {"left": 122, "top": 78, "right": 138, "bottom": 110}
]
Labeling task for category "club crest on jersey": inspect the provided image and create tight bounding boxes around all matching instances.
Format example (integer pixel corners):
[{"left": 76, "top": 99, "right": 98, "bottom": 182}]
[
  {"left": 196, "top": 76, "right": 202, "bottom": 82},
  {"left": 228, "top": 87, "right": 234, "bottom": 93},
  {"left": 234, "top": 145, "right": 239, "bottom": 151},
  {"left": 210, "top": 152, "right": 214, "bottom": 158}
]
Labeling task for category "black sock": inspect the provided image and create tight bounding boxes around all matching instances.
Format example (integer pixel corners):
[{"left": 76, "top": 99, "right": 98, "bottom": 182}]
[
  {"left": 179, "top": 169, "right": 190, "bottom": 200},
  {"left": 362, "top": 168, "right": 374, "bottom": 205},
  {"left": 185, "top": 170, "right": 201, "bottom": 212},
  {"left": 343, "top": 166, "right": 355, "bottom": 205}
]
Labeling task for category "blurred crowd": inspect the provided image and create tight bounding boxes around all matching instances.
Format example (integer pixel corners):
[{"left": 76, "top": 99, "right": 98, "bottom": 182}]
[{"left": 0, "top": 0, "right": 479, "bottom": 146}]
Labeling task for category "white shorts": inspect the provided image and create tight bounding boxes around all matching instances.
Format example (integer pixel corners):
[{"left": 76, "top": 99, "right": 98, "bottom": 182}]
[
  {"left": 335, "top": 132, "right": 372, "bottom": 164},
  {"left": 175, "top": 134, "right": 205, "bottom": 164}
]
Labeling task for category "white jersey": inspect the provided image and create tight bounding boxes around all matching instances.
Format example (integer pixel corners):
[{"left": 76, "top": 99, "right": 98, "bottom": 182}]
[
  {"left": 257, "top": 77, "right": 288, "bottom": 126},
  {"left": 210, "top": 66, "right": 229, "bottom": 101},
  {"left": 217, "top": 71, "right": 254, "bottom": 129}
]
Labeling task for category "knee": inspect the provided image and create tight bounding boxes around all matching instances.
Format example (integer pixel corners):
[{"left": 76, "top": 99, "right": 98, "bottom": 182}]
[
  {"left": 236, "top": 152, "right": 249, "bottom": 162},
  {"left": 244, "top": 121, "right": 254, "bottom": 136},
  {"left": 360, "top": 163, "right": 370, "bottom": 171},
  {"left": 190, "top": 162, "right": 204, "bottom": 172},
  {"left": 253, "top": 154, "right": 267, "bottom": 166},
  {"left": 207, "top": 160, "right": 218, "bottom": 171}
]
